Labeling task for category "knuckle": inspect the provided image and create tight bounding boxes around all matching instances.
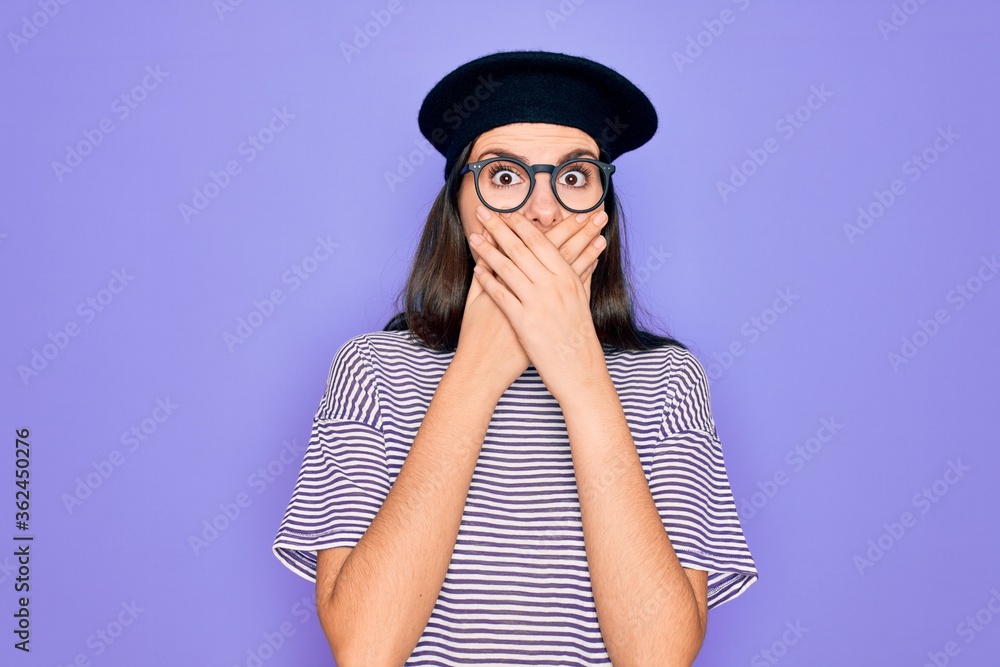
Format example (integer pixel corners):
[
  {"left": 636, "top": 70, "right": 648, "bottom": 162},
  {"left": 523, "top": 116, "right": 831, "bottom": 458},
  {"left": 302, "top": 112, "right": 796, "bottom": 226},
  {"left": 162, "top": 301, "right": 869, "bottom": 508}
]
[{"left": 507, "top": 242, "right": 527, "bottom": 260}]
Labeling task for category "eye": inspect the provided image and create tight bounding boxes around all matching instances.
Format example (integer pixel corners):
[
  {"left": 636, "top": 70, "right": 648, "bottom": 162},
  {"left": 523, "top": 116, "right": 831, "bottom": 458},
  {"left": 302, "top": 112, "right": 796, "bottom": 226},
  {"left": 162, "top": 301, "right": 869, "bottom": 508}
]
[
  {"left": 557, "top": 164, "right": 594, "bottom": 188},
  {"left": 487, "top": 162, "right": 524, "bottom": 187}
]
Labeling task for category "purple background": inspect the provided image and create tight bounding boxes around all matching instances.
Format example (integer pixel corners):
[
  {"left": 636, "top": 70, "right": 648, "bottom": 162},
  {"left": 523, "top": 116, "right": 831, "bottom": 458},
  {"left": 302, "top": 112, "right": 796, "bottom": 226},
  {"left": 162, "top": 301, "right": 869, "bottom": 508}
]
[{"left": 3, "top": 1, "right": 999, "bottom": 665}]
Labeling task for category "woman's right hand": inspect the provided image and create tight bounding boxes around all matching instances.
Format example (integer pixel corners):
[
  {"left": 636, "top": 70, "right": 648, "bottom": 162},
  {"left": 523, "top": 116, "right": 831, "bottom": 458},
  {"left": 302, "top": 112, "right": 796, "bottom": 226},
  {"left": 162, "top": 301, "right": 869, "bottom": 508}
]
[{"left": 453, "top": 207, "right": 609, "bottom": 398}]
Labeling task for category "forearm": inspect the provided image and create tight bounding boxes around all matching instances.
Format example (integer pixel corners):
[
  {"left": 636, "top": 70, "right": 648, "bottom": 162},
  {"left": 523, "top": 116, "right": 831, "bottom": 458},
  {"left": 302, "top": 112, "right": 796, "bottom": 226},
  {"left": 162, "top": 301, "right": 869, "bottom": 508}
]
[
  {"left": 560, "top": 370, "right": 704, "bottom": 667},
  {"left": 325, "top": 357, "right": 501, "bottom": 666}
]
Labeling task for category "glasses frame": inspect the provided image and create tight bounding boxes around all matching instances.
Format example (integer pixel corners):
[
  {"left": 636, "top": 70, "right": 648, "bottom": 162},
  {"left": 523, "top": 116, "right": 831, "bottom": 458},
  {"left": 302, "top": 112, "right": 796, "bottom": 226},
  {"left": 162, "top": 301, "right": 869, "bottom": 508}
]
[{"left": 459, "top": 156, "right": 616, "bottom": 214}]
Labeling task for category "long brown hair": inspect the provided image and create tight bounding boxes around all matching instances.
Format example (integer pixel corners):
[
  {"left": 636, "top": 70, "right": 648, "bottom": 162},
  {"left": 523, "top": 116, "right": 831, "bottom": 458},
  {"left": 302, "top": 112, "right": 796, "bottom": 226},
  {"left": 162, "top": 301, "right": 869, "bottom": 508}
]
[{"left": 383, "top": 141, "right": 687, "bottom": 354}]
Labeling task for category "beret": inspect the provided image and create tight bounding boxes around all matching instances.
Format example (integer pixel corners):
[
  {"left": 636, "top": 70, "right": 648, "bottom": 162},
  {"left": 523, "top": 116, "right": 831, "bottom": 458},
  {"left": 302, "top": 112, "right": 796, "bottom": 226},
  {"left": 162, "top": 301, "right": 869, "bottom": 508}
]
[{"left": 417, "top": 50, "right": 658, "bottom": 179}]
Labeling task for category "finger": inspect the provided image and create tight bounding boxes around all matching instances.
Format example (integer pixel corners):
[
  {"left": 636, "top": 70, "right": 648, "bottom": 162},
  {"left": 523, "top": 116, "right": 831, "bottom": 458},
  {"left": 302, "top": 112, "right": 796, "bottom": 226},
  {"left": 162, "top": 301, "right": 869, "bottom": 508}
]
[
  {"left": 483, "top": 230, "right": 509, "bottom": 263},
  {"left": 483, "top": 207, "right": 563, "bottom": 281},
  {"left": 479, "top": 230, "right": 519, "bottom": 293},
  {"left": 472, "top": 265, "right": 522, "bottom": 322},
  {"left": 559, "top": 210, "right": 609, "bottom": 269},
  {"left": 570, "top": 232, "right": 608, "bottom": 276},
  {"left": 466, "top": 256, "right": 487, "bottom": 304},
  {"left": 543, "top": 207, "right": 604, "bottom": 257},
  {"left": 583, "top": 259, "right": 597, "bottom": 298},
  {"left": 470, "top": 227, "right": 531, "bottom": 299}
]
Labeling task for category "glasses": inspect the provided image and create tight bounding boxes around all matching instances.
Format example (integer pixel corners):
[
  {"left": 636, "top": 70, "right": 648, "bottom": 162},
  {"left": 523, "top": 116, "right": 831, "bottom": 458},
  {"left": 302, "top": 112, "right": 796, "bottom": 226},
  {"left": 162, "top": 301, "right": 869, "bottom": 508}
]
[{"left": 459, "top": 156, "right": 615, "bottom": 214}]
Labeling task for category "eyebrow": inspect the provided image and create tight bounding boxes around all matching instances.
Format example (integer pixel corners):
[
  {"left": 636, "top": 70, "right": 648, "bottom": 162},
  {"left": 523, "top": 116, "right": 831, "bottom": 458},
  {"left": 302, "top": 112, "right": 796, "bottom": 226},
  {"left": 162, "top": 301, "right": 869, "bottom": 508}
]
[{"left": 475, "top": 147, "right": 600, "bottom": 163}]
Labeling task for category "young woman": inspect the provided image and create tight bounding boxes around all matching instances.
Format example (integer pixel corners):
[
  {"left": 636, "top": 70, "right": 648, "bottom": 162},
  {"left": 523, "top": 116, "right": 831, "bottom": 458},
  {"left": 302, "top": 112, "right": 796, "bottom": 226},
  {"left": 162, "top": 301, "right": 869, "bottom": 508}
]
[{"left": 273, "top": 50, "right": 758, "bottom": 666}]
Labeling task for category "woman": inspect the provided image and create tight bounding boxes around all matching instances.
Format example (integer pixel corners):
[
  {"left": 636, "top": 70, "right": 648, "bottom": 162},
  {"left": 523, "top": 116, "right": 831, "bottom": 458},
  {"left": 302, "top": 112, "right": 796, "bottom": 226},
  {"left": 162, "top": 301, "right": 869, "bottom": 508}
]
[{"left": 273, "top": 50, "right": 758, "bottom": 666}]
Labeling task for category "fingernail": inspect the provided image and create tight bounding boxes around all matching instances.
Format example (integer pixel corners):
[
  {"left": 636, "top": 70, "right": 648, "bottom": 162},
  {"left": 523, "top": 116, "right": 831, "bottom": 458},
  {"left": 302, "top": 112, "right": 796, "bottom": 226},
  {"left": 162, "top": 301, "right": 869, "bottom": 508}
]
[
  {"left": 593, "top": 235, "right": 606, "bottom": 249},
  {"left": 593, "top": 211, "right": 608, "bottom": 226},
  {"left": 576, "top": 212, "right": 589, "bottom": 223},
  {"left": 470, "top": 232, "right": 484, "bottom": 245},
  {"left": 476, "top": 205, "right": 490, "bottom": 221}
]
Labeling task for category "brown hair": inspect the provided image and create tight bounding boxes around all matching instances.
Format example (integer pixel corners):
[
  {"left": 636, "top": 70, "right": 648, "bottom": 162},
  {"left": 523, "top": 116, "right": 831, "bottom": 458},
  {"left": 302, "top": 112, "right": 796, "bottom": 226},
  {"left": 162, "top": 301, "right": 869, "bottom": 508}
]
[{"left": 383, "top": 141, "right": 687, "bottom": 354}]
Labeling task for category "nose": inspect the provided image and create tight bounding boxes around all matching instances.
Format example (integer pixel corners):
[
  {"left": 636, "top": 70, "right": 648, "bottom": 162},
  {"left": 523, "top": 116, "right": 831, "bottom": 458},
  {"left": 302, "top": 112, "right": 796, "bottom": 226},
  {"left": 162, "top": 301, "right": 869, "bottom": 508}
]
[{"left": 518, "top": 172, "right": 563, "bottom": 231}]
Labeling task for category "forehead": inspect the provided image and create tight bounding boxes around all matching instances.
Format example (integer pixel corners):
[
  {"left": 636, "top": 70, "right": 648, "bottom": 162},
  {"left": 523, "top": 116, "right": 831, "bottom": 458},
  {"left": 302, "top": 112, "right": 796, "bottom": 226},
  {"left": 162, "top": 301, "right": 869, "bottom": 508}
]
[{"left": 470, "top": 123, "right": 599, "bottom": 158}]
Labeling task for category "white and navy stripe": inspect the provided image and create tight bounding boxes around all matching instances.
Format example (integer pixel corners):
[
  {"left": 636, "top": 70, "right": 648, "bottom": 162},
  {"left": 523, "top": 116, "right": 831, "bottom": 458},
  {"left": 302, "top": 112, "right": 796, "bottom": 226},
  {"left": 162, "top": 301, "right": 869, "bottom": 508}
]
[{"left": 273, "top": 329, "right": 758, "bottom": 665}]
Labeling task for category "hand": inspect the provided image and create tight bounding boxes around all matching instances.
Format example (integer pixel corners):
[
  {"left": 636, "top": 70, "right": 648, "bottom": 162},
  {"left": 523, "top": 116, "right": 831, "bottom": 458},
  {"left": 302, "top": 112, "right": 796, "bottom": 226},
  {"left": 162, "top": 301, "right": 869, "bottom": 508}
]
[
  {"left": 454, "top": 205, "right": 608, "bottom": 398},
  {"left": 467, "top": 205, "right": 610, "bottom": 402}
]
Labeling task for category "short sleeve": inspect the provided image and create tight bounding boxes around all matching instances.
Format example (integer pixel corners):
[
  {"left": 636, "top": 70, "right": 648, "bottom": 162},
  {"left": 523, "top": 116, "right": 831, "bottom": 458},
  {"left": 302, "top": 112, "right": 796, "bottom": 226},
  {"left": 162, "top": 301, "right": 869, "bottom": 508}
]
[
  {"left": 648, "top": 350, "right": 759, "bottom": 610},
  {"left": 272, "top": 335, "right": 392, "bottom": 583}
]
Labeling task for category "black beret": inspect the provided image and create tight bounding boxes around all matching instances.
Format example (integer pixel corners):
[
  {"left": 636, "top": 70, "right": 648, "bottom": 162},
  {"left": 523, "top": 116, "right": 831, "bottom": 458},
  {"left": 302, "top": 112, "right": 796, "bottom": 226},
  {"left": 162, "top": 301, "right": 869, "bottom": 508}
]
[{"left": 418, "top": 50, "right": 658, "bottom": 179}]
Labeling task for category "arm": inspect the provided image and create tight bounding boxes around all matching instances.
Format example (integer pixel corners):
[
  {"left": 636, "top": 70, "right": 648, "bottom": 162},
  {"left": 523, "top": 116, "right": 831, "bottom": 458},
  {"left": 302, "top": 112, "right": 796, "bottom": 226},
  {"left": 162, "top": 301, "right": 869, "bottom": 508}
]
[
  {"left": 560, "top": 363, "right": 708, "bottom": 667},
  {"left": 320, "top": 355, "right": 502, "bottom": 666}
]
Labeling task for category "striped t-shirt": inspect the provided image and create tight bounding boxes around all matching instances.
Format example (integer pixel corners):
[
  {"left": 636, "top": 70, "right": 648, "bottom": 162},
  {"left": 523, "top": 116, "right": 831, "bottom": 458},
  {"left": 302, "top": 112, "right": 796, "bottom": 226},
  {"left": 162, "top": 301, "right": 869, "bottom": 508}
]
[{"left": 273, "top": 329, "right": 758, "bottom": 665}]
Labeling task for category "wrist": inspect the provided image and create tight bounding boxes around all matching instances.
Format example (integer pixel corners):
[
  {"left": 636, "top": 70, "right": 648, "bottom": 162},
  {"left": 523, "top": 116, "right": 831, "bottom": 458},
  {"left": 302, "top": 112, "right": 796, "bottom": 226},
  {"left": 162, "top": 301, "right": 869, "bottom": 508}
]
[
  {"left": 549, "top": 342, "right": 611, "bottom": 407},
  {"left": 447, "top": 353, "right": 508, "bottom": 405}
]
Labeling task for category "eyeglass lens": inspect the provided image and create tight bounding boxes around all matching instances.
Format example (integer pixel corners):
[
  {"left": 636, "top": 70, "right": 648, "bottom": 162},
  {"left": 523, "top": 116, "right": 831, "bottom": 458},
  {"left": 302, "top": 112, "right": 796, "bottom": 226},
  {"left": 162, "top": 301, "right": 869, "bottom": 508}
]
[{"left": 477, "top": 160, "right": 607, "bottom": 212}]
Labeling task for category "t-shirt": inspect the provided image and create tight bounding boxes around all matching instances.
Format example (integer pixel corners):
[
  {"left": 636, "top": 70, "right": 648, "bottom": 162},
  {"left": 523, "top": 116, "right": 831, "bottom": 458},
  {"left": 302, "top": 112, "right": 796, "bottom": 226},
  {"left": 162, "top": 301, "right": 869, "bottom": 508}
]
[{"left": 272, "top": 328, "right": 758, "bottom": 665}]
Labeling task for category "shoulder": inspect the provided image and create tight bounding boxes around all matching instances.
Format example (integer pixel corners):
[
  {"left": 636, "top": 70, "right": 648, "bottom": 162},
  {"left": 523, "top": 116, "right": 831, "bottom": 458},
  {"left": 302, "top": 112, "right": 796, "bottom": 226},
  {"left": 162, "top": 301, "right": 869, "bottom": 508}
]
[
  {"left": 606, "top": 343, "right": 709, "bottom": 387},
  {"left": 334, "top": 329, "right": 425, "bottom": 362},
  {"left": 328, "top": 329, "right": 452, "bottom": 382},
  {"left": 608, "top": 344, "right": 715, "bottom": 433}
]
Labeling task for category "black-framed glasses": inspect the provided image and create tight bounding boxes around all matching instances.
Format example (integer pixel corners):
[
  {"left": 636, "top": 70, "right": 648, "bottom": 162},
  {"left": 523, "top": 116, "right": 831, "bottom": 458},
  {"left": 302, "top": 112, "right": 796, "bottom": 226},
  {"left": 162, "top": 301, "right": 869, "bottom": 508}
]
[{"left": 459, "top": 156, "right": 615, "bottom": 214}]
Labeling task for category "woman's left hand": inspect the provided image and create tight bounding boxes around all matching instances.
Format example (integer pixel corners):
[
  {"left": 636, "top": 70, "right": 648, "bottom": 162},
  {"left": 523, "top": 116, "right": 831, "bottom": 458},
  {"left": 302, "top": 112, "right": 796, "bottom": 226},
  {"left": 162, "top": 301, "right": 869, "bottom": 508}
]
[{"left": 470, "top": 205, "right": 609, "bottom": 403}]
